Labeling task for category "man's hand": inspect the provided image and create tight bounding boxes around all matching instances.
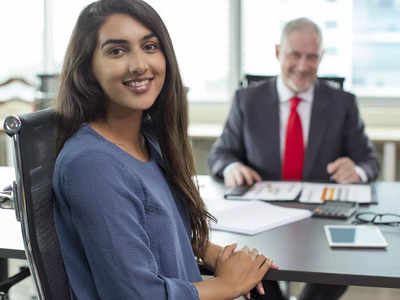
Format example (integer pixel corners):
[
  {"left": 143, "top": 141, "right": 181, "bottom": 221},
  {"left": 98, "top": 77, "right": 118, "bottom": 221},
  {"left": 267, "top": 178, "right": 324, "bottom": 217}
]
[
  {"left": 327, "top": 157, "right": 361, "bottom": 184},
  {"left": 224, "top": 164, "right": 262, "bottom": 187}
]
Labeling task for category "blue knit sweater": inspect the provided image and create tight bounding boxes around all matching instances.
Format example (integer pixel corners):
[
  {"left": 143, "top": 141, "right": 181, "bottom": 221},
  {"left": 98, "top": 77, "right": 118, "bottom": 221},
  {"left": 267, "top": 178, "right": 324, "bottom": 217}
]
[{"left": 53, "top": 124, "right": 201, "bottom": 300}]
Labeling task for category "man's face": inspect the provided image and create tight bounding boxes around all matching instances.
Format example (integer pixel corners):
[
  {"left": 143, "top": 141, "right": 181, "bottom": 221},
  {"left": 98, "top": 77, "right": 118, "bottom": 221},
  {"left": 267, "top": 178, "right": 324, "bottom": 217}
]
[{"left": 276, "top": 30, "right": 323, "bottom": 93}]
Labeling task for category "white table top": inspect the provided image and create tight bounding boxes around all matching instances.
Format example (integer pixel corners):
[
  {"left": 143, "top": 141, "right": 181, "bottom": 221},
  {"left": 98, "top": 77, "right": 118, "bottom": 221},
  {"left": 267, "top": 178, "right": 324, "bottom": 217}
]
[
  {"left": 0, "top": 166, "right": 14, "bottom": 191},
  {"left": 0, "top": 166, "right": 24, "bottom": 253},
  {"left": 0, "top": 209, "right": 24, "bottom": 252}
]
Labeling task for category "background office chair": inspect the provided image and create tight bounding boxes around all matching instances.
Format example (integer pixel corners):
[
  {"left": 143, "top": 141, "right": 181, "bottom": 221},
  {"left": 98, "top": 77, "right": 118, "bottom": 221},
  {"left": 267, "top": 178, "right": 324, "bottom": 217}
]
[
  {"left": 242, "top": 74, "right": 345, "bottom": 90},
  {"left": 3, "top": 109, "right": 71, "bottom": 300},
  {"left": 0, "top": 267, "right": 30, "bottom": 300}
]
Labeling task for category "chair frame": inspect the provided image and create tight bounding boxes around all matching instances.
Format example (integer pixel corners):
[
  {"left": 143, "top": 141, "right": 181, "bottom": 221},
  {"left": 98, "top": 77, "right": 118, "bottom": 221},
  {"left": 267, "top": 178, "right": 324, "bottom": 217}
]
[
  {"left": 3, "top": 109, "right": 71, "bottom": 300},
  {"left": 242, "top": 74, "right": 345, "bottom": 90},
  {"left": 4, "top": 112, "right": 46, "bottom": 300}
]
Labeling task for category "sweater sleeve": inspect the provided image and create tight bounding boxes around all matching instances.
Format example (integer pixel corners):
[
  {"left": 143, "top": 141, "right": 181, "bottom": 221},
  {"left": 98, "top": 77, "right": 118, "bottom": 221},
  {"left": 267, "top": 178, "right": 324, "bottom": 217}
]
[{"left": 59, "top": 151, "right": 199, "bottom": 300}]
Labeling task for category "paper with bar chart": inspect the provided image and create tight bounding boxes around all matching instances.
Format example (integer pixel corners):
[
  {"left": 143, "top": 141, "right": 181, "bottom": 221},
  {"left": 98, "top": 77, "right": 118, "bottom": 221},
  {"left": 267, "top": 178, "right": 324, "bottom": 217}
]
[{"left": 299, "top": 183, "right": 372, "bottom": 204}]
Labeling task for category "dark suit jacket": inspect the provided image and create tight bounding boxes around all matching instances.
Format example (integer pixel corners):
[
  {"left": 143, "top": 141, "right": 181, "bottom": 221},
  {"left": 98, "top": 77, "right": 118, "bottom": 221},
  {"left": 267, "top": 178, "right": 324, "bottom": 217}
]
[{"left": 208, "top": 78, "right": 379, "bottom": 182}]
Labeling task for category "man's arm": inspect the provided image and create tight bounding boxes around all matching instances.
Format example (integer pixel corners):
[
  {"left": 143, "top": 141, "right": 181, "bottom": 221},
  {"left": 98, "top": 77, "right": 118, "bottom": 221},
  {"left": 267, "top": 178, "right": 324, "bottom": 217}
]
[
  {"left": 208, "top": 90, "right": 247, "bottom": 178},
  {"left": 339, "top": 94, "right": 379, "bottom": 182},
  {"left": 208, "top": 90, "right": 262, "bottom": 186}
]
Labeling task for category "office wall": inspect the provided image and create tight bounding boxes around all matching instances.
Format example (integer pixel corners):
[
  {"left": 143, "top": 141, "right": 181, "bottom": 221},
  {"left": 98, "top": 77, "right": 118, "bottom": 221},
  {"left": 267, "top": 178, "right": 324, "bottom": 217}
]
[
  {"left": 188, "top": 96, "right": 400, "bottom": 126},
  {"left": 190, "top": 136, "right": 396, "bottom": 181}
]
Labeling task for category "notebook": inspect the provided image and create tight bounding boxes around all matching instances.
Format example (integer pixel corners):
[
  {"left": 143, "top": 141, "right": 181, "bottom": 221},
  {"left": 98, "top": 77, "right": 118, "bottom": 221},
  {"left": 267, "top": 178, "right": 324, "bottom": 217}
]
[{"left": 210, "top": 200, "right": 312, "bottom": 235}]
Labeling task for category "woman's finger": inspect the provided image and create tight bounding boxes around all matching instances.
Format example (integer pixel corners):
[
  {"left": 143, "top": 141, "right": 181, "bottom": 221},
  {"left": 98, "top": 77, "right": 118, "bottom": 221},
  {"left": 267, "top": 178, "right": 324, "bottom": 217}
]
[{"left": 256, "top": 281, "right": 265, "bottom": 295}]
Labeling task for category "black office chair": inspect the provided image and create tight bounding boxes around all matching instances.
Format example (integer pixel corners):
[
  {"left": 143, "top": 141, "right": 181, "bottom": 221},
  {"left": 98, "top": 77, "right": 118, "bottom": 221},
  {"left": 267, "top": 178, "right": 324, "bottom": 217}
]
[
  {"left": 3, "top": 109, "right": 71, "bottom": 300},
  {"left": 242, "top": 74, "right": 345, "bottom": 90}
]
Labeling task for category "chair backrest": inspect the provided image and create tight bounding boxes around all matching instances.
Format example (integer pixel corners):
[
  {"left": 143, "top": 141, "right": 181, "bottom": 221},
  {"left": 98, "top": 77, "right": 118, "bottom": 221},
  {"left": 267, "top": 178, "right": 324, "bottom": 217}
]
[
  {"left": 242, "top": 74, "right": 345, "bottom": 90},
  {"left": 3, "top": 109, "right": 71, "bottom": 300}
]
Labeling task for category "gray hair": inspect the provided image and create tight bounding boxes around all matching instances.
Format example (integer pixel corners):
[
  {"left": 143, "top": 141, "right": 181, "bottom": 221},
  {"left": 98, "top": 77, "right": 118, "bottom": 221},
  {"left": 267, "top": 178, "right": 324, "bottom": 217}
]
[{"left": 280, "top": 17, "right": 323, "bottom": 49}]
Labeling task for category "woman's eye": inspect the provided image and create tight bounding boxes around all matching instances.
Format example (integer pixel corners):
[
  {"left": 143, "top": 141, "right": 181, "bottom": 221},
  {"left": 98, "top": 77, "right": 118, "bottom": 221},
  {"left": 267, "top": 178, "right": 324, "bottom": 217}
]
[
  {"left": 144, "top": 42, "right": 160, "bottom": 51},
  {"left": 107, "top": 48, "right": 124, "bottom": 56}
]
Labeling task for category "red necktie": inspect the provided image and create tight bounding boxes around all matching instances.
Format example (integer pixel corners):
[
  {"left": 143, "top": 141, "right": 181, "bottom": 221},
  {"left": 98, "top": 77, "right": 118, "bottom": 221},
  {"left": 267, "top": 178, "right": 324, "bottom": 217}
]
[{"left": 282, "top": 97, "right": 304, "bottom": 180}]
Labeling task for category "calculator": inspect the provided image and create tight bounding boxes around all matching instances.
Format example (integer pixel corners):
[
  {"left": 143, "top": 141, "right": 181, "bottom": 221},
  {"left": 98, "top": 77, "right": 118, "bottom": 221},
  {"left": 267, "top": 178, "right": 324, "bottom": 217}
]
[{"left": 312, "top": 201, "right": 357, "bottom": 219}]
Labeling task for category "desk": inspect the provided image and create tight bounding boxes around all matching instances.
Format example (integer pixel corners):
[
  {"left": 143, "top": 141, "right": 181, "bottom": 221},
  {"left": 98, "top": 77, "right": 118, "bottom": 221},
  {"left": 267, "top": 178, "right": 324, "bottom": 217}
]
[
  {"left": 1, "top": 170, "right": 399, "bottom": 287},
  {"left": 0, "top": 167, "right": 24, "bottom": 259},
  {"left": 198, "top": 176, "right": 400, "bottom": 288},
  {"left": 0, "top": 209, "right": 24, "bottom": 259}
]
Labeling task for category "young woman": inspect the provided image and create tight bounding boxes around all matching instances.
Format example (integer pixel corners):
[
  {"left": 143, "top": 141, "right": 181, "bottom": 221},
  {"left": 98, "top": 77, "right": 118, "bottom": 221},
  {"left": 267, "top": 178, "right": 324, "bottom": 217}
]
[{"left": 53, "top": 1, "right": 277, "bottom": 299}]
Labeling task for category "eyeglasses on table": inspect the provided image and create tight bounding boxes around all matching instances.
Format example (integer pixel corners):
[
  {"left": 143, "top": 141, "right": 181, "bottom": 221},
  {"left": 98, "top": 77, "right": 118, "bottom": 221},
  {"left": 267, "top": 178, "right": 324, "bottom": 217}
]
[{"left": 352, "top": 212, "right": 400, "bottom": 226}]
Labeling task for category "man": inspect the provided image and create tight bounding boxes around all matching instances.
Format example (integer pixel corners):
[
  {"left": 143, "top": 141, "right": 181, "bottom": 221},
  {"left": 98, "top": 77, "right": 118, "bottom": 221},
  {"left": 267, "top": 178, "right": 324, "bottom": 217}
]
[
  {"left": 209, "top": 18, "right": 378, "bottom": 187},
  {"left": 209, "top": 18, "right": 379, "bottom": 300}
]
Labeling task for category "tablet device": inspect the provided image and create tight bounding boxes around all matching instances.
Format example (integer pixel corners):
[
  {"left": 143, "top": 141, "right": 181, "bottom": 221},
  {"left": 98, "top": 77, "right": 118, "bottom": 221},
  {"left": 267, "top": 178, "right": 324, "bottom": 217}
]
[{"left": 324, "top": 225, "right": 388, "bottom": 248}]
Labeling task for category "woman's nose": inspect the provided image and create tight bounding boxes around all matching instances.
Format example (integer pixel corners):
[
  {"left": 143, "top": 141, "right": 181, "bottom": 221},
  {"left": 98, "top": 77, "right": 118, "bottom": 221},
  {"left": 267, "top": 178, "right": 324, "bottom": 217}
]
[{"left": 128, "top": 52, "right": 148, "bottom": 75}]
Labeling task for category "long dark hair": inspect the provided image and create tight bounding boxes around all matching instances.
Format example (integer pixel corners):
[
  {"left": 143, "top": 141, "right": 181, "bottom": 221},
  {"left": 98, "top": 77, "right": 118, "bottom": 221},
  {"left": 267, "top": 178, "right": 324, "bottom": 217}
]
[{"left": 55, "top": 0, "right": 214, "bottom": 258}]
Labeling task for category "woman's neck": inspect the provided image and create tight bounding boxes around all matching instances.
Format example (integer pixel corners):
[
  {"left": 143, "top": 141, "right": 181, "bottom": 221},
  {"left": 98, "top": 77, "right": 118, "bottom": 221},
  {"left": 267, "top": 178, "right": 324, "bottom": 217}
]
[{"left": 89, "top": 112, "right": 149, "bottom": 162}]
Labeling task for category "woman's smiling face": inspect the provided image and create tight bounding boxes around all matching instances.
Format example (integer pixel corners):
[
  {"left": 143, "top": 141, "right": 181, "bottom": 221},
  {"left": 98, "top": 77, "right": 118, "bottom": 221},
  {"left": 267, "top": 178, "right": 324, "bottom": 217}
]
[{"left": 92, "top": 13, "right": 166, "bottom": 116}]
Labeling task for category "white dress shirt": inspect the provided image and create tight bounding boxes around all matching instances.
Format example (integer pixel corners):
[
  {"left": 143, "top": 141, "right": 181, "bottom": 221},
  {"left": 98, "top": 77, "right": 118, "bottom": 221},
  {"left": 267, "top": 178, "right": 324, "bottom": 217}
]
[{"left": 277, "top": 76, "right": 313, "bottom": 159}]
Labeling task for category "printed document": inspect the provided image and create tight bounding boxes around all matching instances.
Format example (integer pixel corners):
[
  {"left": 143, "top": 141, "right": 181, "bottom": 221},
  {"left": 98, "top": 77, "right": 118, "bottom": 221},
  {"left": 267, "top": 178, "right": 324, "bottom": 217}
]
[
  {"left": 225, "top": 181, "right": 302, "bottom": 201},
  {"left": 299, "top": 183, "right": 372, "bottom": 203},
  {"left": 223, "top": 180, "right": 372, "bottom": 204}
]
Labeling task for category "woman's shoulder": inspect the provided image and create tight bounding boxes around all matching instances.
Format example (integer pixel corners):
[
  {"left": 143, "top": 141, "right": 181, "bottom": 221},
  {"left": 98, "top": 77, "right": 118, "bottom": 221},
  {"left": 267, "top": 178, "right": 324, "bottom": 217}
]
[{"left": 56, "top": 125, "right": 123, "bottom": 173}]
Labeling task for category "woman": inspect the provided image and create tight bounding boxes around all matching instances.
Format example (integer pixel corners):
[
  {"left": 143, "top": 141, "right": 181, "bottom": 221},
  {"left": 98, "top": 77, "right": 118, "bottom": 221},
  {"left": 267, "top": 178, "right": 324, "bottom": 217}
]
[{"left": 53, "top": 0, "right": 276, "bottom": 299}]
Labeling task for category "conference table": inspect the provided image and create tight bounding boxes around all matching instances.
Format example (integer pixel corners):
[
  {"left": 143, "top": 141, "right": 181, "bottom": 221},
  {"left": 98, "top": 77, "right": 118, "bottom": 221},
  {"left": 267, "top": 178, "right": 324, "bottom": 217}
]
[
  {"left": 1, "top": 171, "right": 399, "bottom": 288},
  {"left": 0, "top": 167, "right": 24, "bottom": 260},
  {"left": 197, "top": 175, "right": 400, "bottom": 288}
]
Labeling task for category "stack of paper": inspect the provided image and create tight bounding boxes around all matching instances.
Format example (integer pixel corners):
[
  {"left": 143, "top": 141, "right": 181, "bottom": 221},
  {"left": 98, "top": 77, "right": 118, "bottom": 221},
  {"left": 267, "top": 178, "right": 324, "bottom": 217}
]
[
  {"left": 223, "top": 180, "right": 373, "bottom": 204},
  {"left": 225, "top": 181, "right": 302, "bottom": 201},
  {"left": 210, "top": 200, "right": 311, "bottom": 235}
]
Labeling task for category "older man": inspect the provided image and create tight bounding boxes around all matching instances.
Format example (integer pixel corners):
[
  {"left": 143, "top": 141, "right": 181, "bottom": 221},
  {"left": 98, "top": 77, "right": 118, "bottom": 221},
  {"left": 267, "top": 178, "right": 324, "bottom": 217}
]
[
  {"left": 209, "top": 18, "right": 378, "bottom": 188},
  {"left": 209, "top": 18, "right": 379, "bottom": 300}
]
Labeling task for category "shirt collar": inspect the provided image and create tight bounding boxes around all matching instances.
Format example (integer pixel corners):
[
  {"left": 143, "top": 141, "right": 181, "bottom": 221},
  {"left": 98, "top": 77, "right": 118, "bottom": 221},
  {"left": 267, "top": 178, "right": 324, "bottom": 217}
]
[{"left": 276, "top": 75, "right": 314, "bottom": 104}]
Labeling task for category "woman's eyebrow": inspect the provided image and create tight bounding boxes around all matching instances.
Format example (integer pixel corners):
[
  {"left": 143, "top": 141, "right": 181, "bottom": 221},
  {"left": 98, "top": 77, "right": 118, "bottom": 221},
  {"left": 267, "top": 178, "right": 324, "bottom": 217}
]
[
  {"left": 142, "top": 33, "right": 157, "bottom": 41},
  {"left": 100, "top": 33, "right": 157, "bottom": 49},
  {"left": 101, "top": 39, "right": 128, "bottom": 48}
]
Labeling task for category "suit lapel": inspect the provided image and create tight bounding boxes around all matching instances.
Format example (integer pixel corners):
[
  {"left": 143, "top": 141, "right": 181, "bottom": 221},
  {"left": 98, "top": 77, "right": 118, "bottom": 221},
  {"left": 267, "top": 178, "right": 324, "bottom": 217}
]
[
  {"left": 303, "top": 82, "right": 330, "bottom": 179},
  {"left": 266, "top": 79, "right": 282, "bottom": 175},
  {"left": 248, "top": 79, "right": 281, "bottom": 177}
]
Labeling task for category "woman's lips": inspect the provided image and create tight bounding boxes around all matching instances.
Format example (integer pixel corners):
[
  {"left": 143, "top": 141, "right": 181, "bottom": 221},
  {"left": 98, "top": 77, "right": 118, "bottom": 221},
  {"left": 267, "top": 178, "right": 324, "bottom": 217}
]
[{"left": 123, "top": 78, "right": 152, "bottom": 94}]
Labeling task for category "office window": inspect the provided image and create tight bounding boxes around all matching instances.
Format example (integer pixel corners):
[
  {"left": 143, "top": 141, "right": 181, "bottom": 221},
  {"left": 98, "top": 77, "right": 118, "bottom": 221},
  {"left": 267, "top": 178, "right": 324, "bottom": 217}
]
[
  {"left": 352, "top": 0, "right": 400, "bottom": 95},
  {"left": 51, "top": 0, "right": 95, "bottom": 72},
  {"left": 243, "top": 0, "right": 351, "bottom": 87},
  {"left": 0, "top": 1, "right": 43, "bottom": 83},
  {"left": 243, "top": 0, "right": 400, "bottom": 96},
  {"left": 146, "top": 0, "right": 233, "bottom": 102}
]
